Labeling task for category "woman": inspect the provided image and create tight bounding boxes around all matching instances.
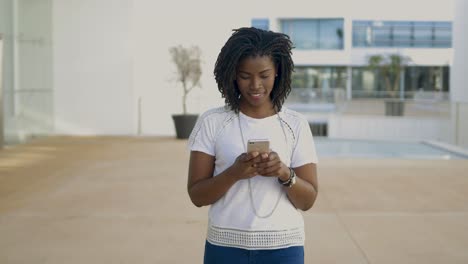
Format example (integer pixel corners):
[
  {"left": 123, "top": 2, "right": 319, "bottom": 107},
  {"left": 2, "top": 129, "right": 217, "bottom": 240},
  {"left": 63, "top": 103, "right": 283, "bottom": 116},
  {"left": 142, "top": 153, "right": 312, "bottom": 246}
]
[{"left": 187, "top": 27, "right": 318, "bottom": 264}]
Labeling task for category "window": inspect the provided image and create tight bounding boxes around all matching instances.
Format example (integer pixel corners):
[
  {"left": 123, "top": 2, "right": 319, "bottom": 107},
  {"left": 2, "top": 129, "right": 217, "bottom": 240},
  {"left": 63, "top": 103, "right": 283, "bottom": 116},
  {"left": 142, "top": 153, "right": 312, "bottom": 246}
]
[
  {"left": 353, "top": 20, "right": 452, "bottom": 48},
  {"left": 433, "top": 22, "right": 452, "bottom": 47},
  {"left": 251, "top": 18, "right": 269, "bottom": 30},
  {"left": 392, "top": 21, "right": 412, "bottom": 47},
  {"left": 352, "top": 21, "right": 370, "bottom": 47},
  {"left": 373, "top": 21, "right": 393, "bottom": 47},
  {"left": 292, "top": 66, "right": 347, "bottom": 89},
  {"left": 351, "top": 66, "right": 450, "bottom": 99},
  {"left": 289, "top": 66, "right": 347, "bottom": 103},
  {"left": 413, "top": 22, "right": 433, "bottom": 47},
  {"left": 281, "top": 19, "right": 344, "bottom": 50},
  {"left": 352, "top": 67, "right": 388, "bottom": 98},
  {"left": 309, "top": 122, "right": 328, "bottom": 137},
  {"left": 404, "top": 66, "right": 450, "bottom": 93}
]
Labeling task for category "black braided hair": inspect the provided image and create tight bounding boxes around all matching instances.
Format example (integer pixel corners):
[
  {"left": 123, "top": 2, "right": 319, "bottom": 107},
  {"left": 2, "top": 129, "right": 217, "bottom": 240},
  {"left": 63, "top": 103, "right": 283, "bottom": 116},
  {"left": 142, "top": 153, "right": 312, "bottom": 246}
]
[{"left": 214, "top": 27, "right": 294, "bottom": 113}]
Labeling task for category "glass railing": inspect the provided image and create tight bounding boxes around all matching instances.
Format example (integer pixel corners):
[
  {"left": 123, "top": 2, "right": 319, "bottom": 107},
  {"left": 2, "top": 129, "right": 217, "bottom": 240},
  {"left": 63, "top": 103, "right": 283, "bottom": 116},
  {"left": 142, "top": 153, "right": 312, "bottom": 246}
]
[
  {"left": 286, "top": 88, "right": 451, "bottom": 117},
  {"left": 351, "top": 90, "right": 450, "bottom": 100},
  {"left": 288, "top": 88, "right": 339, "bottom": 104},
  {"left": 288, "top": 88, "right": 450, "bottom": 102}
]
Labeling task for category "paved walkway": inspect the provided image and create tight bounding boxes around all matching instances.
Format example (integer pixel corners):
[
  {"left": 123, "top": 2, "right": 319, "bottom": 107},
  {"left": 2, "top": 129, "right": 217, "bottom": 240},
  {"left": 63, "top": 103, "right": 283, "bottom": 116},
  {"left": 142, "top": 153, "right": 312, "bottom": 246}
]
[{"left": 1, "top": 136, "right": 468, "bottom": 263}]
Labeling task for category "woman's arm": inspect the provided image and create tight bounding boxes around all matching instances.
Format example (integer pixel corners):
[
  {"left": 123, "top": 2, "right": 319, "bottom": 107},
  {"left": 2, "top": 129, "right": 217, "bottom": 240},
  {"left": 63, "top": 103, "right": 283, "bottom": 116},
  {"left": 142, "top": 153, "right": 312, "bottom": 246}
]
[
  {"left": 255, "top": 153, "right": 318, "bottom": 211},
  {"left": 285, "top": 163, "right": 318, "bottom": 211},
  {"left": 187, "top": 151, "right": 261, "bottom": 207}
]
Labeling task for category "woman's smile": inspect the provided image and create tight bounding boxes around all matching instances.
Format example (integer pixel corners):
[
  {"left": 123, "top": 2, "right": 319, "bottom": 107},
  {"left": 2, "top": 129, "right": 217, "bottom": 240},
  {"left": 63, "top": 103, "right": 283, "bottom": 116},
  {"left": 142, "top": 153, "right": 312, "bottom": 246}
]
[{"left": 248, "top": 90, "right": 265, "bottom": 99}]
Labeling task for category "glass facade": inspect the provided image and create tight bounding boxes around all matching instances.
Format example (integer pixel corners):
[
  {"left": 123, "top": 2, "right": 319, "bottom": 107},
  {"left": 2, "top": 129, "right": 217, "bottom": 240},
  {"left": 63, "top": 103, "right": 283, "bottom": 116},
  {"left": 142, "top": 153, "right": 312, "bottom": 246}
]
[
  {"left": 352, "top": 67, "right": 388, "bottom": 98},
  {"left": 290, "top": 66, "right": 347, "bottom": 103},
  {"left": 404, "top": 66, "right": 449, "bottom": 93},
  {"left": 281, "top": 19, "right": 344, "bottom": 50},
  {"left": 352, "top": 66, "right": 449, "bottom": 98},
  {"left": 0, "top": 0, "right": 53, "bottom": 145},
  {"left": 353, "top": 20, "right": 452, "bottom": 48}
]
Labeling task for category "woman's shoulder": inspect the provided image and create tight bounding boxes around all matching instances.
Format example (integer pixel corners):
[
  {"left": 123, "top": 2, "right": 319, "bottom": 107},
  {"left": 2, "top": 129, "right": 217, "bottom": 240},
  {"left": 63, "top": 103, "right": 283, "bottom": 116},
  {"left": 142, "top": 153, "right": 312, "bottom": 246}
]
[
  {"left": 189, "top": 106, "right": 235, "bottom": 144},
  {"left": 199, "top": 106, "right": 231, "bottom": 117},
  {"left": 198, "top": 106, "right": 236, "bottom": 125},
  {"left": 281, "top": 107, "right": 309, "bottom": 125}
]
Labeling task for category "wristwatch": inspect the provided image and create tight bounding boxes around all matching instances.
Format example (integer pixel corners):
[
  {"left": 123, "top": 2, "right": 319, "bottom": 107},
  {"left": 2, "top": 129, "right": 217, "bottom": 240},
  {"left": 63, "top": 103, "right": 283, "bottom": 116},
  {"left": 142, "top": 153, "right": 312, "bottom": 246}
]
[{"left": 278, "top": 167, "right": 297, "bottom": 188}]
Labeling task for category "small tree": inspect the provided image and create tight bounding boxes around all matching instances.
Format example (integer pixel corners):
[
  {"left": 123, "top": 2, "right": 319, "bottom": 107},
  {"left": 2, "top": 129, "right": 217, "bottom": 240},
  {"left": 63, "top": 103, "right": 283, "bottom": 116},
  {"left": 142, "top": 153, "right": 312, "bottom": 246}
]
[
  {"left": 367, "top": 54, "right": 410, "bottom": 98},
  {"left": 169, "top": 45, "right": 202, "bottom": 114}
]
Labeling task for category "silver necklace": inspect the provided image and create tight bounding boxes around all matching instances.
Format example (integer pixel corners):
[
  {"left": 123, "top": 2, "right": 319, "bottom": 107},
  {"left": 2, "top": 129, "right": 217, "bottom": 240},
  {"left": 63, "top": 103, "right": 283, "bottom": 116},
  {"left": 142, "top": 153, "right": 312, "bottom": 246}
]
[{"left": 238, "top": 111, "right": 290, "bottom": 218}]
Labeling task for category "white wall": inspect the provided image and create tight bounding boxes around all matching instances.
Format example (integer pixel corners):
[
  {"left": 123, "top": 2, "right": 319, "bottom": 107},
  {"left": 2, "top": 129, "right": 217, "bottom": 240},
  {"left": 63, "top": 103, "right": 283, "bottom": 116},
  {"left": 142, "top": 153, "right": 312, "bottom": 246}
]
[
  {"left": 451, "top": 0, "right": 468, "bottom": 148},
  {"left": 292, "top": 48, "right": 453, "bottom": 67},
  {"left": 453, "top": 103, "right": 468, "bottom": 148},
  {"left": 328, "top": 115, "right": 451, "bottom": 142},
  {"left": 350, "top": 48, "right": 452, "bottom": 66},
  {"left": 451, "top": 0, "right": 468, "bottom": 103},
  {"left": 0, "top": 36, "right": 3, "bottom": 147},
  {"left": 132, "top": 1, "right": 245, "bottom": 135},
  {"left": 53, "top": 0, "right": 133, "bottom": 135}
]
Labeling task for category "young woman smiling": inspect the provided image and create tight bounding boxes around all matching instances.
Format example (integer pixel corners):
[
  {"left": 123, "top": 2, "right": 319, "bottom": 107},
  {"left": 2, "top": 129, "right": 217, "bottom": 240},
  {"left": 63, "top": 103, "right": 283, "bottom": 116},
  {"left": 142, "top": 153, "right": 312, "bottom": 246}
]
[{"left": 187, "top": 27, "right": 318, "bottom": 264}]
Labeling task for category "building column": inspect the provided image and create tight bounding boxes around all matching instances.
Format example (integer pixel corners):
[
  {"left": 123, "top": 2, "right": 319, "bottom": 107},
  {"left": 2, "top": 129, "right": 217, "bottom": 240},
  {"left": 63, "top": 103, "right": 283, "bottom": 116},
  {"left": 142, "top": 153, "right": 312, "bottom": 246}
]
[
  {"left": 400, "top": 69, "right": 405, "bottom": 100},
  {"left": 346, "top": 66, "right": 352, "bottom": 100},
  {"left": 451, "top": 0, "right": 468, "bottom": 148},
  {"left": 0, "top": 35, "right": 3, "bottom": 148}
]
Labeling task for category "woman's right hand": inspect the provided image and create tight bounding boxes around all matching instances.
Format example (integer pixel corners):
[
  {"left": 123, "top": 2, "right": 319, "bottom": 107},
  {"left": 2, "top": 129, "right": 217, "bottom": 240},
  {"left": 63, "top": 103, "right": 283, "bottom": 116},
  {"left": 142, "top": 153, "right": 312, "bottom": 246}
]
[{"left": 230, "top": 152, "right": 262, "bottom": 180}]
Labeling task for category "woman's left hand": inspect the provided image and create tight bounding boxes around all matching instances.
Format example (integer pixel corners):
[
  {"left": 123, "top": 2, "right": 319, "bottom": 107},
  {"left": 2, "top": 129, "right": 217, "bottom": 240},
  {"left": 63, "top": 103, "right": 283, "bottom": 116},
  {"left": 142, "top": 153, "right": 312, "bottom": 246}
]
[{"left": 255, "top": 151, "right": 290, "bottom": 181}]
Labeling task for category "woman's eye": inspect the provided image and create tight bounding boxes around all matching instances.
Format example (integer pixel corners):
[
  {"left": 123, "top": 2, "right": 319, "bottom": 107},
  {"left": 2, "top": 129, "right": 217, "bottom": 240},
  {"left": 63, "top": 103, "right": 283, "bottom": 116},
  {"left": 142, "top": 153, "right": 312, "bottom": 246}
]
[
  {"left": 261, "top": 75, "right": 270, "bottom": 79},
  {"left": 239, "top": 76, "right": 249, "bottom": 80}
]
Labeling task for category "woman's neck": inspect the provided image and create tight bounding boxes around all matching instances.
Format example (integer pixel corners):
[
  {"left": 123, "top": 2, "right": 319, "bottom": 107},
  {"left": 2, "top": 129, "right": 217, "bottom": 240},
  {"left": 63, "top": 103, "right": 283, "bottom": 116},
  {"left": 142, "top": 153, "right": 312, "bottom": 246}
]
[{"left": 239, "top": 104, "right": 276, "bottom": 119}]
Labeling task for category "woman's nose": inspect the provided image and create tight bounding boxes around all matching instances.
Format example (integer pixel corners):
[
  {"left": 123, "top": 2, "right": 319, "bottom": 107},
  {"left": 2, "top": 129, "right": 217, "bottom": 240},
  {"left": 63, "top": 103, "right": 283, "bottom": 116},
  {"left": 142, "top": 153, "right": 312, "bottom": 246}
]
[{"left": 251, "top": 77, "right": 263, "bottom": 89}]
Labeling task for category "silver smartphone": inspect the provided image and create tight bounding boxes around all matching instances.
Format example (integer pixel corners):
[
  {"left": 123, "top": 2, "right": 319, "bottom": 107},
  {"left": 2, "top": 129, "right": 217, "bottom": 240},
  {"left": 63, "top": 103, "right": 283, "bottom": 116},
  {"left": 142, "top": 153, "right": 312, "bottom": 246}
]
[{"left": 247, "top": 139, "right": 270, "bottom": 153}]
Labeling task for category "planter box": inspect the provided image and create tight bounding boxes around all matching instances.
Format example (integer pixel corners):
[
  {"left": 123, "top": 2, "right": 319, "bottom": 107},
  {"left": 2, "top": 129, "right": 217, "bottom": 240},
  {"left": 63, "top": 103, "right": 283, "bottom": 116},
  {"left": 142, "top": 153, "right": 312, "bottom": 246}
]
[
  {"left": 172, "top": 114, "right": 198, "bottom": 139},
  {"left": 385, "top": 100, "right": 405, "bottom": 116}
]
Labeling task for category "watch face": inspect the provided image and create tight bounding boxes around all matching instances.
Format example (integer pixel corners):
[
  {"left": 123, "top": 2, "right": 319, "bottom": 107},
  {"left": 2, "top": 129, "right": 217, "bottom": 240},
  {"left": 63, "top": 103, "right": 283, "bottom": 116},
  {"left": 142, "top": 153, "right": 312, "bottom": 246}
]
[{"left": 289, "top": 175, "right": 296, "bottom": 187}]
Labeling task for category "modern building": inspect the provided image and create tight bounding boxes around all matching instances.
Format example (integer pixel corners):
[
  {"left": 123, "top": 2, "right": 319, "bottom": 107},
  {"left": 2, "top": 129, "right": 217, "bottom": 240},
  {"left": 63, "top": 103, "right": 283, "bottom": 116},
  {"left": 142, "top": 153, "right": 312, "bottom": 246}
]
[
  {"left": 249, "top": 15, "right": 457, "bottom": 142},
  {"left": 0, "top": 0, "right": 466, "bottom": 149},
  {"left": 254, "top": 17, "right": 452, "bottom": 102}
]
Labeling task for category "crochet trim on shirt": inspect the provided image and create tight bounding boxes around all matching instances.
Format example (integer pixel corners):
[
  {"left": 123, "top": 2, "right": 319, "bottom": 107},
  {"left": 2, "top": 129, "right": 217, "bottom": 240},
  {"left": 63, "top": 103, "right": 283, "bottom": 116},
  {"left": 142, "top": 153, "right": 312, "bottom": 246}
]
[{"left": 207, "top": 224, "right": 305, "bottom": 250}]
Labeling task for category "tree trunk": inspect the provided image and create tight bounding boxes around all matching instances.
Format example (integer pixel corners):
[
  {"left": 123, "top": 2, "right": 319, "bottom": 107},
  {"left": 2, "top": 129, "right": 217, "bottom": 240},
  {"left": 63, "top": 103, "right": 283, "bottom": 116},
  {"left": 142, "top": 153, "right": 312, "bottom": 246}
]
[
  {"left": 384, "top": 76, "right": 393, "bottom": 97},
  {"left": 182, "top": 94, "right": 187, "bottom": 115},
  {"left": 182, "top": 82, "right": 187, "bottom": 115},
  {"left": 393, "top": 74, "right": 400, "bottom": 98}
]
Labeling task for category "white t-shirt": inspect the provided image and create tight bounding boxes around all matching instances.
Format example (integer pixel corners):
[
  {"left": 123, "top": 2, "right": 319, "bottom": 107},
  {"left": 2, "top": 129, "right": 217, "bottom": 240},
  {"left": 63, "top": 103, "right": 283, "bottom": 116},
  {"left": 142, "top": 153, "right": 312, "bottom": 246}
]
[{"left": 188, "top": 106, "right": 318, "bottom": 250}]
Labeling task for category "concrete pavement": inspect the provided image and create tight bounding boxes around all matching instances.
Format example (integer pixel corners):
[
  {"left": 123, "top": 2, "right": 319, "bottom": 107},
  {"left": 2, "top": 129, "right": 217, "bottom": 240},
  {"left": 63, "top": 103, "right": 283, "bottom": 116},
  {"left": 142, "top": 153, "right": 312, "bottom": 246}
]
[{"left": 1, "top": 136, "right": 468, "bottom": 263}]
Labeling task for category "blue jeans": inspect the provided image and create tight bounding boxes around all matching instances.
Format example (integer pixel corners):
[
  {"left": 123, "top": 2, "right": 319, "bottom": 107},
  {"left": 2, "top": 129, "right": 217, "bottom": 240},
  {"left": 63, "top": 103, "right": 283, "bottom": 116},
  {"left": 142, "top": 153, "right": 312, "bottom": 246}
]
[{"left": 204, "top": 241, "right": 304, "bottom": 264}]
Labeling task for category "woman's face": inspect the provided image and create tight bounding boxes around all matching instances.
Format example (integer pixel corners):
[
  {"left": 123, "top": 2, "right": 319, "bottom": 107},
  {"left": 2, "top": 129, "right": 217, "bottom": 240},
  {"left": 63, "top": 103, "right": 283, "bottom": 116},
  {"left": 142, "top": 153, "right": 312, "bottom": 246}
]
[{"left": 236, "top": 55, "right": 277, "bottom": 111}]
